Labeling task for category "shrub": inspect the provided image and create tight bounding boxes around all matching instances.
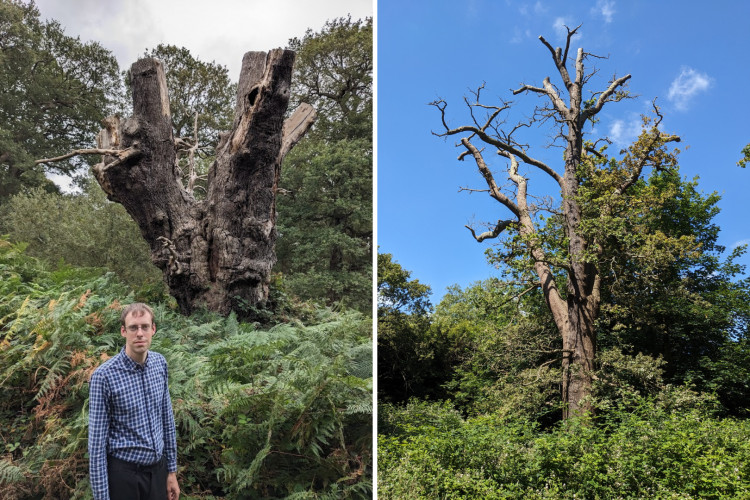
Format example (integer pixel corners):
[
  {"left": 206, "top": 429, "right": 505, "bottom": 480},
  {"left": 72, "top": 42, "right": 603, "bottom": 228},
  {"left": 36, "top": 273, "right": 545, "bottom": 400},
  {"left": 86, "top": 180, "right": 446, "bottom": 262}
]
[{"left": 378, "top": 396, "right": 750, "bottom": 499}]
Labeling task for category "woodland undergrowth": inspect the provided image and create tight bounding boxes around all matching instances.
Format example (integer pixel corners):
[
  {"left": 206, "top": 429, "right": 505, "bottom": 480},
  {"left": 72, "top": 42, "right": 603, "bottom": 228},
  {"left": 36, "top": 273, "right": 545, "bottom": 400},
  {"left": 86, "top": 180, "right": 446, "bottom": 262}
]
[{"left": 0, "top": 238, "right": 372, "bottom": 499}]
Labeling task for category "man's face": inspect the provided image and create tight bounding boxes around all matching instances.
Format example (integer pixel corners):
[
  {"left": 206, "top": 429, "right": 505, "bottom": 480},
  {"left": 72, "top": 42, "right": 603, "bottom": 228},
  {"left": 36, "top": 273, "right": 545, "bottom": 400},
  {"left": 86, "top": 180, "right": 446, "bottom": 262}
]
[{"left": 120, "top": 310, "right": 155, "bottom": 359}]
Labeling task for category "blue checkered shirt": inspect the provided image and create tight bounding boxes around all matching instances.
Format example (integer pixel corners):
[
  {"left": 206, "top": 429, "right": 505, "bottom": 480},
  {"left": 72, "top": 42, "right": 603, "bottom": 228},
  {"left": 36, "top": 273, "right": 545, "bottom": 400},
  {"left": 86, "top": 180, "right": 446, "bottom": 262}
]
[{"left": 88, "top": 348, "right": 177, "bottom": 500}]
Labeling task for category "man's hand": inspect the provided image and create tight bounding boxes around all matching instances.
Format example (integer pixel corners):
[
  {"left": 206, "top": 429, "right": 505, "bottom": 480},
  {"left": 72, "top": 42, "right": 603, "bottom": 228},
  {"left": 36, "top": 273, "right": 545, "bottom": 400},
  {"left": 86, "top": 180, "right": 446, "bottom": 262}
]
[{"left": 167, "top": 472, "right": 180, "bottom": 500}]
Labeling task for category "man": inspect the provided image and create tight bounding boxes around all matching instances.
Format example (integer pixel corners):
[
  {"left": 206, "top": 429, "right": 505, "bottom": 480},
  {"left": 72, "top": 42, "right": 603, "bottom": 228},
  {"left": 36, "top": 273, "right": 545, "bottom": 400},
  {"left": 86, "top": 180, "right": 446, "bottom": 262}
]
[{"left": 88, "top": 303, "right": 180, "bottom": 500}]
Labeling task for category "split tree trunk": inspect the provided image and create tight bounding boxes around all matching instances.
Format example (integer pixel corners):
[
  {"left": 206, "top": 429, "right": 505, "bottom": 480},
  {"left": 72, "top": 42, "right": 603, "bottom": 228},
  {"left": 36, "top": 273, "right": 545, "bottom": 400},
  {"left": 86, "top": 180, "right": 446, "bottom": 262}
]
[{"left": 93, "top": 50, "right": 315, "bottom": 318}]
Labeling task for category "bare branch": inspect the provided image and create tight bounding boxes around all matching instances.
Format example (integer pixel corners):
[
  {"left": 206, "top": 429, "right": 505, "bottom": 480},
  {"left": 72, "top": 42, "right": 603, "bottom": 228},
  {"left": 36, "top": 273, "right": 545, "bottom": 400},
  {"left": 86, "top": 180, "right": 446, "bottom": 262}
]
[
  {"left": 538, "top": 34, "right": 560, "bottom": 67},
  {"left": 458, "top": 186, "right": 491, "bottom": 194},
  {"left": 584, "top": 146, "right": 606, "bottom": 159},
  {"left": 514, "top": 77, "right": 570, "bottom": 121},
  {"left": 465, "top": 219, "right": 516, "bottom": 242},
  {"left": 279, "top": 103, "right": 317, "bottom": 161},
  {"left": 562, "top": 24, "right": 582, "bottom": 69},
  {"left": 537, "top": 23, "right": 581, "bottom": 90},
  {"left": 35, "top": 148, "right": 133, "bottom": 165},
  {"left": 434, "top": 112, "right": 563, "bottom": 185},
  {"left": 542, "top": 77, "right": 571, "bottom": 116},
  {"left": 513, "top": 83, "right": 547, "bottom": 96},
  {"left": 580, "top": 74, "right": 632, "bottom": 123},
  {"left": 460, "top": 137, "right": 521, "bottom": 215}
]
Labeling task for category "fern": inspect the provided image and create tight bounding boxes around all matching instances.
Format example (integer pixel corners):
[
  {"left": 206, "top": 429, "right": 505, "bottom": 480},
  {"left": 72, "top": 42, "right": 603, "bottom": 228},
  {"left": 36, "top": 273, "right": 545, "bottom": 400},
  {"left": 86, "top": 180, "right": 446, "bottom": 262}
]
[
  {"left": 0, "top": 459, "right": 24, "bottom": 485},
  {"left": 0, "top": 237, "right": 372, "bottom": 498}
]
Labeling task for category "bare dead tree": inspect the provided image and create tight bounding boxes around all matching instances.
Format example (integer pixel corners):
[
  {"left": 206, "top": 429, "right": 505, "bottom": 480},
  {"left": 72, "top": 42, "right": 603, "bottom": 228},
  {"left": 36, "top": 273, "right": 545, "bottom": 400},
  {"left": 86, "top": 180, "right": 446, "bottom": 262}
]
[
  {"left": 432, "top": 25, "right": 680, "bottom": 418},
  {"left": 40, "top": 50, "right": 316, "bottom": 319}
]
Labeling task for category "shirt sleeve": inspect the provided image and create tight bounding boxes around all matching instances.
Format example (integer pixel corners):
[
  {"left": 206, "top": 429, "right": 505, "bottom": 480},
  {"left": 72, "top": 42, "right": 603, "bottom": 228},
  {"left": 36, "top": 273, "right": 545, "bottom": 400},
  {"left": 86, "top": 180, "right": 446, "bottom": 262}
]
[
  {"left": 162, "top": 361, "right": 178, "bottom": 473},
  {"left": 88, "top": 369, "right": 110, "bottom": 500}
]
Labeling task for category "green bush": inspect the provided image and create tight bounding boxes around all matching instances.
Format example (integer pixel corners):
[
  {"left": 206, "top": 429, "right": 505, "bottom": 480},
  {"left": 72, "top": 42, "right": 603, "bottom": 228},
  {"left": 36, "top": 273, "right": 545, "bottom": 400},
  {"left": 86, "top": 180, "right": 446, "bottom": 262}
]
[
  {"left": 0, "top": 239, "right": 372, "bottom": 499},
  {"left": 0, "top": 186, "right": 164, "bottom": 290},
  {"left": 378, "top": 398, "right": 750, "bottom": 499}
]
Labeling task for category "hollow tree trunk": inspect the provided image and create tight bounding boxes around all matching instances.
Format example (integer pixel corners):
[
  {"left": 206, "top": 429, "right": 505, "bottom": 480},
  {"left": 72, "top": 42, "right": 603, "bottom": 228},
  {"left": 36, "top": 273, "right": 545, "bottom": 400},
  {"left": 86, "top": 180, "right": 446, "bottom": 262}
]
[{"left": 92, "top": 50, "right": 315, "bottom": 318}]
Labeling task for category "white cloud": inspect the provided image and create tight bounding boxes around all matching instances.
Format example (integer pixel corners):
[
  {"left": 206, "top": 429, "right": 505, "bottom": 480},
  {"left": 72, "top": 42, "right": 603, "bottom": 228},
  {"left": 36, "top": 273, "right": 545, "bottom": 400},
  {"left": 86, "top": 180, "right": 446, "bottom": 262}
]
[
  {"left": 510, "top": 27, "right": 533, "bottom": 44},
  {"left": 592, "top": 0, "right": 616, "bottom": 23},
  {"left": 534, "top": 1, "right": 548, "bottom": 15},
  {"left": 609, "top": 117, "right": 643, "bottom": 148},
  {"left": 32, "top": 0, "right": 372, "bottom": 80},
  {"left": 667, "top": 67, "right": 713, "bottom": 111},
  {"left": 553, "top": 17, "right": 570, "bottom": 39}
]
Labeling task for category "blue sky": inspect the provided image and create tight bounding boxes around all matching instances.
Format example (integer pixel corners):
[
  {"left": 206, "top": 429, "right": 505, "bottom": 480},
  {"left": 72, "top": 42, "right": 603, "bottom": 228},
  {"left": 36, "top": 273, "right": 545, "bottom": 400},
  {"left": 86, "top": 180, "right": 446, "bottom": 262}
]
[{"left": 377, "top": 0, "right": 750, "bottom": 303}]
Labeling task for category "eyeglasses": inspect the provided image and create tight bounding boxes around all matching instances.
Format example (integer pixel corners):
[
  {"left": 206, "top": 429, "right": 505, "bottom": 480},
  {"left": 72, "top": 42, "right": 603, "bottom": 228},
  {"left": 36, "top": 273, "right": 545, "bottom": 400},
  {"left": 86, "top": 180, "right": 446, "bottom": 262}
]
[{"left": 125, "top": 324, "right": 153, "bottom": 333}]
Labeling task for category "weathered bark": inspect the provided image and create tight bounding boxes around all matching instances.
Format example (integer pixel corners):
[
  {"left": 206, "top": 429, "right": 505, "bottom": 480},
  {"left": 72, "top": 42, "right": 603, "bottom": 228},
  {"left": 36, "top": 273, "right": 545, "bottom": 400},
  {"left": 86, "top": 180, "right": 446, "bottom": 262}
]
[
  {"left": 91, "top": 50, "right": 315, "bottom": 318},
  {"left": 433, "top": 26, "right": 679, "bottom": 418}
]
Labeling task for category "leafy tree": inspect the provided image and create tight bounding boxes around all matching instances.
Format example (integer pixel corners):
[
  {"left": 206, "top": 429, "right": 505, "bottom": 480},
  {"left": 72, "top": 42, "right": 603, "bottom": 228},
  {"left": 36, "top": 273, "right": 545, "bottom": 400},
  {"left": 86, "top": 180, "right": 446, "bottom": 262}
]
[
  {"left": 378, "top": 253, "right": 431, "bottom": 317},
  {"left": 432, "top": 279, "right": 561, "bottom": 419},
  {"left": 433, "top": 26, "right": 683, "bottom": 417},
  {"left": 275, "top": 137, "right": 372, "bottom": 311},
  {"left": 287, "top": 16, "right": 372, "bottom": 141},
  {"left": 0, "top": 181, "right": 163, "bottom": 289},
  {"left": 378, "top": 253, "right": 446, "bottom": 403},
  {"left": 0, "top": 0, "right": 122, "bottom": 201},
  {"left": 591, "top": 169, "right": 750, "bottom": 383},
  {"left": 276, "top": 17, "right": 373, "bottom": 312}
]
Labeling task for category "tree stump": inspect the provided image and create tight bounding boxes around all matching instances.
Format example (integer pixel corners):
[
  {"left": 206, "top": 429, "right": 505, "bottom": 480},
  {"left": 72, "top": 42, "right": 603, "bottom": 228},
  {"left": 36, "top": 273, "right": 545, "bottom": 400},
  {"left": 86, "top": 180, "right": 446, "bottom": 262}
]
[{"left": 93, "top": 50, "right": 315, "bottom": 318}]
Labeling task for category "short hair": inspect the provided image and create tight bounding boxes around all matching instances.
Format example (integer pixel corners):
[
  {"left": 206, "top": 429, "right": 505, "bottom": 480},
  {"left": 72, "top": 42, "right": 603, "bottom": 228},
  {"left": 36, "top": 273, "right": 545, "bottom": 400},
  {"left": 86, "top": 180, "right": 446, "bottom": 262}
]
[{"left": 120, "top": 302, "right": 155, "bottom": 326}]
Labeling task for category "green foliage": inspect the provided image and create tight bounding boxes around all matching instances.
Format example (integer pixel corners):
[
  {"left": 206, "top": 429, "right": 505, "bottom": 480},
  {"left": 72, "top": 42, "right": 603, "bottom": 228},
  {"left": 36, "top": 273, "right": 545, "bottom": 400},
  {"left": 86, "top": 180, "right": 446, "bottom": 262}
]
[
  {"left": 0, "top": 0, "right": 123, "bottom": 201},
  {"left": 688, "top": 337, "right": 750, "bottom": 417},
  {"left": 0, "top": 238, "right": 372, "bottom": 499},
  {"left": 432, "top": 279, "right": 561, "bottom": 418},
  {"left": 379, "top": 396, "right": 750, "bottom": 499},
  {"left": 207, "top": 310, "right": 372, "bottom": 498},
  {"left": 377, "top": 253, "right": 446, "bottom": 403},
  {"left": 738, "top": 143, "right": 750, "bottom": 168},
  {"left": 276, "top": 138, "right": 372, "bottom": 312},
  {"left": 0, "top": 182, "right": 163, "bottom": 290},
  {"left": 288, "top": 17, "right": 373, "bottom": 141},
  {"left": 276, "top": 18, "right": 372, "bottom": 313},
  {"left": 586, "top": 163, "right": 750, "bottom": 393},
  {"left": 377, "top": 253, "right": 431, "bottom": 317}
]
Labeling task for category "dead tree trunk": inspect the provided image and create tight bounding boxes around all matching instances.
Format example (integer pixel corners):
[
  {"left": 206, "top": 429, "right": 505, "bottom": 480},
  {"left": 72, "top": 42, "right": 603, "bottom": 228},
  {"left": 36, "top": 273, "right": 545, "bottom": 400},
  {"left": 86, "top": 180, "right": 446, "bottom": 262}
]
[{"left": 92, "top": 50, "right": 315, "bottom": 318}]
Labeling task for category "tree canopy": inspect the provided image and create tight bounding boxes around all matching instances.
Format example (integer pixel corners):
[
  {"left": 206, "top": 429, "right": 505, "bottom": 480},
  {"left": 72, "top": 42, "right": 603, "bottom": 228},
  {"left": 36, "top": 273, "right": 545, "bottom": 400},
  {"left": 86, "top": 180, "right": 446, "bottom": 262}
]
[
  {"left": 0, "top": 0, "right": 122, "bottom": 201},
  {"left": 377, "top": 252, "right": 439, "bottom": 403},
  {"left": 275, "top": 17, "right": 373, "bottom": 313}
]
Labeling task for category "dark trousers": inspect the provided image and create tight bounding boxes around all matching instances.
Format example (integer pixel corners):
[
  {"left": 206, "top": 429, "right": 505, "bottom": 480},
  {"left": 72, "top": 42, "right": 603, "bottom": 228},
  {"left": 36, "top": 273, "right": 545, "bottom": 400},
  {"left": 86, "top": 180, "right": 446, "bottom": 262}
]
[{"left": 107, "top": 455, "right": 167, "bottom": 500}]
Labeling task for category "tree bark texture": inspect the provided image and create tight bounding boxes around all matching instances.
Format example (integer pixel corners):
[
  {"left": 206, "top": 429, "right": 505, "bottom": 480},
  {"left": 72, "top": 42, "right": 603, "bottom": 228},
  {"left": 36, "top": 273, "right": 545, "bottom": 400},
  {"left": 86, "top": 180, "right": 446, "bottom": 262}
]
[{"left": 92, "top": 50, "right": 315, "bottom": 318}]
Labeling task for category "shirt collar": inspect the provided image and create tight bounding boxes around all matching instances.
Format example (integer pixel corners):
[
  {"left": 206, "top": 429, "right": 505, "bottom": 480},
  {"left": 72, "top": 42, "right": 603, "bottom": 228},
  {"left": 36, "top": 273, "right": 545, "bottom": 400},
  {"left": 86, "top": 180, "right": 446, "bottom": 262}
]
[{"left": 117, "top": 347, "right": 149, "bottom": 371}]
